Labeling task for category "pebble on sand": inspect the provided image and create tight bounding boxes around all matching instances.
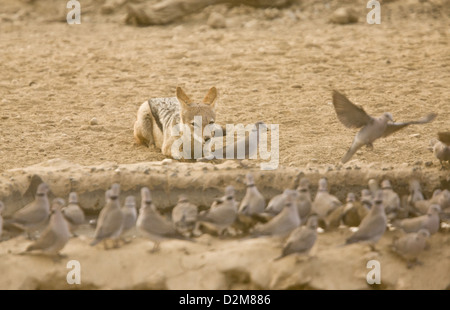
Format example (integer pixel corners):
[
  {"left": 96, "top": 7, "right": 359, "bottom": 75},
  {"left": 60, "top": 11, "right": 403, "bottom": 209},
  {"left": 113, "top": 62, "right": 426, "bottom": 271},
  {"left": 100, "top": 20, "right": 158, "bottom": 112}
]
[
  {"left": 329, "top": 7, "right": 358, "bottom": 25},
  {"left": 90, "top": 118, "right": 99, "bottom": 126},
  {"left": 207, "top": 12, "right": 226, "bottom": 29}
]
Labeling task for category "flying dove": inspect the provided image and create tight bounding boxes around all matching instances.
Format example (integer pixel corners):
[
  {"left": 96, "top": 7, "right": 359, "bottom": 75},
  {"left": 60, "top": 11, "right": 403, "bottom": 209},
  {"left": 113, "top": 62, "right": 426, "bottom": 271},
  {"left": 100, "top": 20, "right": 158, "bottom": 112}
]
[
  {"left": 239, "top": 173, "right": 266, "bottom": 215},
  {"left": 6, "top": 183, "right": 50, "bottom": 239},
  {"left": 137, "top": 187, "right": 191, "bottom": 252},
  {"left": 251, "top": 191, "right": 300, "bottom": 237},
  {"left": 172, "top": 194, "right": 198, "bottom": 235},
  {"left": 391, "top": 229, "right": 430, "bottom": 268},
  {"left": 345, "top": 190, "right": 387, "bottom": 250},
  {"left": 26, "top": 198, "right": 71, "bottom": 257},
  {"left": 296, "top": 177, "right": 312, "bottom": 220},
  {"left": 197, "top": 185, "right": 238, "bottom": 236},
  {"left": 381, "top": 179, "right": 401, "bottom": 220},
  {"left": 61, "top": 192, "right": 85, "bottom": 235},
  {"left": 90, "top": 184, "right": 124, "bottom": 248},
  {"left": 394, "top": 204, "right": 441, "bottom": 234},
  {"left": 431, "top": 132, "right": 450, "bottom": 169},
  {"left": 275, "top": 216, "right": 318, "bottom": 261},
  {"left": 0, "top": 201, "right": 4, "bottom": 239},
  {"left": 312, "top": 178, "right": 342, "bottom": 226},
  {"left": 120, "top": 195, "right": 137, "bottom": 240},
  {"left": 332, "top": 90, "right": 437, "bottom": 163}
]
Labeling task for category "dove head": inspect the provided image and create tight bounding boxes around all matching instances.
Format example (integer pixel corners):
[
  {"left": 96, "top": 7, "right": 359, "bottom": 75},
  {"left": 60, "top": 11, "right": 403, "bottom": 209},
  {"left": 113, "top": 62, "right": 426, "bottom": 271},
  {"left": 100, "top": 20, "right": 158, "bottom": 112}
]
[
  {"left": 346, "top": 192, "right": 356, "bottom": 203},
  {"left": 245, "top": 173, "right": 255, "bottom": 187},
  {"left": 51, "top": 198, "right": 66, "bottom": 212},
  {"left": 409, "top": 179, "right": 421, "bottom": 192},
  {"left": 417, "top": 229, "right": 430, "bottom": 240},
  {"left": 374, "top": 190, "right": 384, "bottom": 205},
  {"left": 368, "top": 179, "right": 378, "bottom": 192},
  {"left": 307, "top": 216, "right": 318, "bottom": 230},
  {"left": 109, "top": 183, "right": 120, "bottom": 200},
  {"left": 381, "top": 179, "right": 392, "bottom": 190},
  {"left": 382, "top": 112, "right": 394, "bottom": 122},
  {"left": 125, "top": 196, "right": 136, "bottom": 208},
  {"left": 318, "top": 178, "right": 328, "bottom": 192},
  {"left": 68, "top": 192, "right": 78, "bottom": 204},
  {"left": 178, "top": 194, "right": 189, "bottom": 203},
  {"left": 0, "top": 201, "right": 4, "bottom": 214},
  {"left": 297, "top": 178, "right": 310, "bottom": 192},
  {"left": 427, "top": 204, "right": 441, "bottom": 216},
  {"left": 36, "top": 183, "right": 50, "bottom": 196},
  {"left": 105, "top": 189, "right": 112, "bottom": 202},
  {"left": 432, "top": 189, "right": 442, "bottom": 198},
  {"left": 225, "top": 185, "right": 235, "bottom": 200},
  {"left": 140, "top": 187, "right": 152, "bottom": 204}
]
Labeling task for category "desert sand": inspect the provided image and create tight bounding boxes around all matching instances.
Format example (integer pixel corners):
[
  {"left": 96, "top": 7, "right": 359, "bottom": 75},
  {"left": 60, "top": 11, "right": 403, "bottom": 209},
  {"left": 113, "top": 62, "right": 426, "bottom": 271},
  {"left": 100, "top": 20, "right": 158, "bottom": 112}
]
[{"left": 0, "top": 0, "right": 449, "bottom": 289}]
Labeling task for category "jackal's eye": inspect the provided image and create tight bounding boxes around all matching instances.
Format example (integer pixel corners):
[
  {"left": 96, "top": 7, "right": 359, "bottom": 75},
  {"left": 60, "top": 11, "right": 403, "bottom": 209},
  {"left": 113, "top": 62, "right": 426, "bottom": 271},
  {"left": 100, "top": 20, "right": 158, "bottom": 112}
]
[
  {"left": 191, "top": 122, "right": 198, "bottom": 127},
  {"left": 209, "top": 121, "right": 215, "bottom": 125}
]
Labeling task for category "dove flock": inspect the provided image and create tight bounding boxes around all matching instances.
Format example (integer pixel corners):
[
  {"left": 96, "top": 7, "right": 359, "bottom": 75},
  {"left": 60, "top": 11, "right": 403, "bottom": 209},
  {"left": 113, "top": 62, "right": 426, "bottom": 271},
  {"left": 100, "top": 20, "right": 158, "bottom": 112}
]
[{"left": 0, "top": 173, "right": 447, "bottom": 268}]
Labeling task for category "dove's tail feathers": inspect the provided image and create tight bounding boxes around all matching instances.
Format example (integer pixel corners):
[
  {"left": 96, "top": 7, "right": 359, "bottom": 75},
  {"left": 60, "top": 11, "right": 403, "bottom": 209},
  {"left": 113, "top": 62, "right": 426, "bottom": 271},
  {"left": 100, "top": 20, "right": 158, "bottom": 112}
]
[
  {"left": 26, "top": 244, "right": 37, "bottom": 252},
  {"left": 273, "top": 254, "right": 286, "bottom": 261},
  {"left": 90, "top": 239, "right": 101, "bottom": 246},
  {"left": 341, "top": 145, "right": 359, "bottom": 164},
  {"left": 344, "top": 236, "right": 358, "bottom": 245}
]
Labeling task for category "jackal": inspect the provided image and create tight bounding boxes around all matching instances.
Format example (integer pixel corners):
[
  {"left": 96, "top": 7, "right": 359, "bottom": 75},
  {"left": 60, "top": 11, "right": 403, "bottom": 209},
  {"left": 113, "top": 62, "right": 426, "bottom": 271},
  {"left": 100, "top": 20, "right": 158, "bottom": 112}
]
[{"left": 134, "top": 87, "right": 219, "bottom": 158}]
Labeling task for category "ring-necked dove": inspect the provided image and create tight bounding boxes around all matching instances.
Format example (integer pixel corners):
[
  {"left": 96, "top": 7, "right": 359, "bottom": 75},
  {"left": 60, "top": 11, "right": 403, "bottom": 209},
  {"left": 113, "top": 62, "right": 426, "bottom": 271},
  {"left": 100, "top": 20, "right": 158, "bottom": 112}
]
[
  {"left": 368, "top": 179, "right": 379, "bottom": 198},
  {"left": 381, "top": 179, "right": 401, "bottom": 220},
  {"left": 251, "top": 191, "right": 300, "bottom": 237},
  {"left": 275, "top": 216, "right": 318, "bottom": 261},
  {"left": 120, "top": 195, "right": 137, "bottom": 240},
  {"left": 431, "top": 132, "right": 450, "bottom": 169},
  {"left": 197, "top": 185, "right": 238, "bottom": 236},
  {"left": 412, "top": 189, "right": 449, "bottom": 215},
  {"left": 392, "top": 229, "right": 430, "bottom": 268},
  {"left": 6, "top": 183, "right": 50, "bottom": 239},
  {"left": 407, "top": 179, "right": 424, "bottom": 208},
  {"left": 296, "top": 177, "right": 312, "bottom": 220},
  {"left": 172, "top": 194, "right": 198, "bottom": 235},
  {"left": 26, "top": 198, "right": 71, "bottom": 257},
  {"left": 90, "top": 184, "right": 124, "bottom": 248},
  {"left": 266, "top": 189, "right": 295, "bottom": 215},
  {"left": 62, "top": 192, "right": 85, "bottom": 235},
  {"left": 345, "top": 190, "right": 387, "bottom": 250},
  {"left": 342, "top": 192, "right": 369, "bottom": 227},
  {"left": 262, "top": 179, "right": 310, "bottom": 223},
  {"left": 0, "top": 201, "right": 4, "bottom": 239},
  {"left": 394, "top": 204, "right": 441, "bottom": 234},
  {"left": 312, "top": 178, "right": 342, "bottom": 226},
  {"left": 137, "top": 187, "right": 191, "bottom": 252},
  {"left": 332, "top": 90, "right": 437, "bottom": 163},
  {"left": 239, "top": 173, "right": 265, "bottom": 215},
  {"left": 361, "top": 189, "right": 373, "bottom": 208}
]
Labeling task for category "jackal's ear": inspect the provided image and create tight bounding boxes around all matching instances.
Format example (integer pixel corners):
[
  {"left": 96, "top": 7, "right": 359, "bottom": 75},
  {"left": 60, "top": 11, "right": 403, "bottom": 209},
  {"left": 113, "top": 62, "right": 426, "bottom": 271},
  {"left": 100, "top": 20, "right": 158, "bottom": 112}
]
[
  {"left": 176, "top": 87, "right": 192, "bottom": 108},
  {"left": 202, "top": 87, "right": 217, "bottom": 107}
]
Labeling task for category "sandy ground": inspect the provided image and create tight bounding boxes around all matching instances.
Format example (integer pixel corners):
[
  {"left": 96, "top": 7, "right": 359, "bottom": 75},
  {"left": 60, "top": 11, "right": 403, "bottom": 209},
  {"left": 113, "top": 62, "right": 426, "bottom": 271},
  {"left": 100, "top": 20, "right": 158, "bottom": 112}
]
[
  {"left": 0, "top": 0, "right": 449, "bottom": 289},
  {"left": 0, "top": 0, "right": 449, "bottom": 171}
]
